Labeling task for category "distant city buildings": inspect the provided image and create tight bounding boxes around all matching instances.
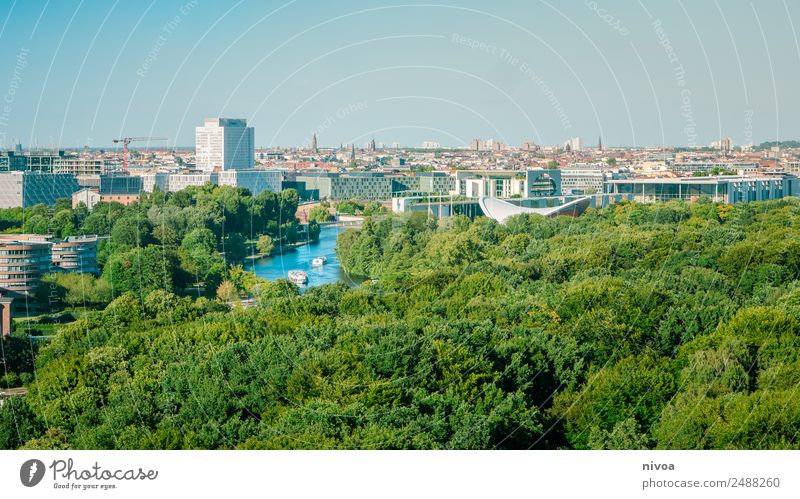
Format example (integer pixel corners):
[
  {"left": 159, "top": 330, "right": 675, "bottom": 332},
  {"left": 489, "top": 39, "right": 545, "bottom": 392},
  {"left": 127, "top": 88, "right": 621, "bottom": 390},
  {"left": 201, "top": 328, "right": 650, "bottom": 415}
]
[
  {"left": 564, "top": 137, "right": 583, "bottom": 152},
  {"left": 470, "top": 139, "right": 507, "bottom": 151},
  {"left": 3, "top": 126, "right": 800, "bottom": 212},
  {"left": 195, "top": 118, "right": 254, "bottom": 171},
  {"left": 710, "top": 137, "right": 733, "bottom": 153}
]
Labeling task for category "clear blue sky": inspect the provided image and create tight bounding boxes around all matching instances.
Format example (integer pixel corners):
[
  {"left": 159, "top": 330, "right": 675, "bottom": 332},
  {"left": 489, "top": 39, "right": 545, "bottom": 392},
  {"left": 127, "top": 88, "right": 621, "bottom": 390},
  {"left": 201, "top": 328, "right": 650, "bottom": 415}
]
[{"left": 0, "top": 0, "right": 798, "bottom": 149}]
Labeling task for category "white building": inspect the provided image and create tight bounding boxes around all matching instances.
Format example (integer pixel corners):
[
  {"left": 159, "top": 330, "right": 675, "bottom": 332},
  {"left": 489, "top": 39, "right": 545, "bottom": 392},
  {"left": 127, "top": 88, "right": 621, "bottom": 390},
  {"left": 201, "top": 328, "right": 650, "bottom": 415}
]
[
  {"left": 195, "top": 118, "right": 254, "bottom": 171},
  {"left": 564, "top": 137, "right": 583, "bottom": 152},
  {"left": 710, "top": 137, "right": 733, "bottom": 152},
  {"left": 138, "top": 169, "right": 284, "bottom": 196},
  {"left": 218, "top": 169, "right": 285, "bottom": 196},
  {"left": 561, "top": 168, "right": 606, "bottom": 195}
]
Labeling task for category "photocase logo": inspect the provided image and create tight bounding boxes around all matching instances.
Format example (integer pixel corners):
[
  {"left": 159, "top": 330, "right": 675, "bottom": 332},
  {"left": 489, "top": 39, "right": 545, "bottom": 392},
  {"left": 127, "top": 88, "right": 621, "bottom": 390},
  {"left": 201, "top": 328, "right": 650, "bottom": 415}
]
[{"left": 20, "top": 459, "right": 45, "bottom": 487}]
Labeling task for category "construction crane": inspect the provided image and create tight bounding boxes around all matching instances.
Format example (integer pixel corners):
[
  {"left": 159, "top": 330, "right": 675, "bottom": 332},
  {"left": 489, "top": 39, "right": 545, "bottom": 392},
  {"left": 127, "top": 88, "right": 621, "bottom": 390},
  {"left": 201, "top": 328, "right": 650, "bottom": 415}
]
[{"left": 112, "top": 136, "right": 167, "bottom": 172}]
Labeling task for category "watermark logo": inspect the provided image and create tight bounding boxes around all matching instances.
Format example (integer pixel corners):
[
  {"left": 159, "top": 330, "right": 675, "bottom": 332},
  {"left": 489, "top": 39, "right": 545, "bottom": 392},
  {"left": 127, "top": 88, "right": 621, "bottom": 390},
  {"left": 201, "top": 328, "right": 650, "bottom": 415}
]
[{"left": 20, "top": 459, "right": 46, "bottom": 487}]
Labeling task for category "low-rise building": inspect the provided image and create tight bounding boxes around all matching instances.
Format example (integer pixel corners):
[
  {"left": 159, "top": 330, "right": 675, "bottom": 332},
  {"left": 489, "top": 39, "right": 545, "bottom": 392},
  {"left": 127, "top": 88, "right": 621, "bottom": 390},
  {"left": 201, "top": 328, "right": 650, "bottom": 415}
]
[
  {"left": 289, "top": 171, "right": 454, "bottom": 200},
  {"left": 605, "top": 175, "right": 796, "bottom": 204}
]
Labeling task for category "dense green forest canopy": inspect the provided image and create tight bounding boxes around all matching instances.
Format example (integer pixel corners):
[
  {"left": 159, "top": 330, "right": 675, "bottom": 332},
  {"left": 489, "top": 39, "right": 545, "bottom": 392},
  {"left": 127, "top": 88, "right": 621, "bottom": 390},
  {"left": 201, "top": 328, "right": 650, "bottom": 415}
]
[{"left": 3, "top": 198, "right": 800, "bottom": 449}]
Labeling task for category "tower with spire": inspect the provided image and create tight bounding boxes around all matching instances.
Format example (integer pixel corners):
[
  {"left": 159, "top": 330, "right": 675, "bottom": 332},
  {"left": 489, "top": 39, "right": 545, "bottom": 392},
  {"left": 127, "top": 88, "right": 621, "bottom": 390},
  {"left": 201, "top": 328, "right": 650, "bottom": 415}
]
[
  {"left": 311, "top": 133, "right": 318, "bottom": 153},
  {"left": 598, "top": 136, "right": 603, "bottom": 152},
  {"left": 350, "top": 143, "right": 356, "bottom": 163}
]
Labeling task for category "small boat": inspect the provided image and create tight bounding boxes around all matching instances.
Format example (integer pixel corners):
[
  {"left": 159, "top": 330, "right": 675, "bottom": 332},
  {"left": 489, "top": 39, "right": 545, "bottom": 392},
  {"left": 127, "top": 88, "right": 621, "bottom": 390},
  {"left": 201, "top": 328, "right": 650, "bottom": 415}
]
[
  {"left": 287, "top": 270, "right": 308, "bottom": 285},
  {"left": 311, "top": 256, "right": 328, "bottom": 266}
]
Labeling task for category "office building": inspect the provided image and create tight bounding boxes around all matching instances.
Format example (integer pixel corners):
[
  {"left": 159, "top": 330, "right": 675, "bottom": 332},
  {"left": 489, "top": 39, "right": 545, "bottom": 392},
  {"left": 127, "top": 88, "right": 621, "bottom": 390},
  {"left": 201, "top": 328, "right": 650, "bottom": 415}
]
[
  {"left": 0, "top": 172, "right": 81, "bottom": 208},
  {"left": 605, "top": 175, "right": 796, "bottom": 204},
  {"left": 561, "top": 168, "right": 607, "bottom": 195},
  {"left": 670, "top": 162, "right": 758, "bottom": 174},
  {"left": 0, "top": 149, "right": 64, "bottom": 172},
  {"left": 138, "top": 169, "right": 284, "bottom": 196},
  {"left": 451, "top": 169, "right": 561, "bottom": 199},
  {"left": 53, "top": 158, "right": 113, "bottom": 176},
  {"left": 195, "top": 118, "right": 254, "bottom": 171},
  {"left": 218, "top": 169, "right": 284, "bottom": 196},
  {"left": 288, "top": 171, "right": 454, "bottom": 201}
]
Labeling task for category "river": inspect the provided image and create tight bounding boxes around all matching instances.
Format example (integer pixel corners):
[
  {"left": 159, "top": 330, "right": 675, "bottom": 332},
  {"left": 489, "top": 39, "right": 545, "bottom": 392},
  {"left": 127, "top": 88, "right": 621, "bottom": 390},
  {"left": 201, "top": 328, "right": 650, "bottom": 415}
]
[{"left": 247, "top": 226, "right": 364, "bottom": 288}]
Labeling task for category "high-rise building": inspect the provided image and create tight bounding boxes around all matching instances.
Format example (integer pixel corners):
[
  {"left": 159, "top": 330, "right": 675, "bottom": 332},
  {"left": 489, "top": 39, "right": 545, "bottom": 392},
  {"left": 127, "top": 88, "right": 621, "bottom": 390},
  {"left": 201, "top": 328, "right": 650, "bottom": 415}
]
[
  {"left": 195, "top": 118, "right": 254, "bottom": 171},
  {"left": 564, "top": 137, "right": 583, "bottom": 152}
]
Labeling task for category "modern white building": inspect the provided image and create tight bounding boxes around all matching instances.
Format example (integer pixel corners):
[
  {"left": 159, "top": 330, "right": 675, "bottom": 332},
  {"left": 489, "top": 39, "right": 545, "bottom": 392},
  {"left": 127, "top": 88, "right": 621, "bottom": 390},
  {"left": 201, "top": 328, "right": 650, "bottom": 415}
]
[
  {"left": 451, "top": 169, "right": 561, "bottom": 199},
  {"left": 605, "top": 175, "right": 798, "bottom": 204},
  {"left": 218, "top": 169, "right": 285, "bottom": 196},
  {"left": 138, "top": 169, "right": 284, "bottom": 196},
  {"left": 195, "top": 118, "right": 254, "bottom": 171},
  {"left": 561, "top": 168, "right": 606, "bottom": 195}
]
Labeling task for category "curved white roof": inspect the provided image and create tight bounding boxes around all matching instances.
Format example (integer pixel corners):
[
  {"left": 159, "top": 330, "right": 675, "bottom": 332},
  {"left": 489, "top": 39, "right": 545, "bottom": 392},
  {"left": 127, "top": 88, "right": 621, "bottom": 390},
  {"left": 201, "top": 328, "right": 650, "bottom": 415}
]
[{"left": 478, "top": 196, "right": 591, "bottom": 223}]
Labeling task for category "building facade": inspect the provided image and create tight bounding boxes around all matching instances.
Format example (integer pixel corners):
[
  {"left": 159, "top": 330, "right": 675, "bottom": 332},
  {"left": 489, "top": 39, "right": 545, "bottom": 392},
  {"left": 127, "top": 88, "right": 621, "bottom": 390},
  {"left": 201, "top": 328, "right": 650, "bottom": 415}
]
[
  {"left": 605, "top": 175, "right": 795, "bottom": 204},
  {"left": 195, "top": 118, "right": 254, "bottom": 171},
  {"left": 138, "top": 169, "right": 284, "bottom": 196},
  {"left": 0, "top": 150, "right": 63, "bottom": 172},
  {"left": 0, "top": 172, "right": 82, "bottom": 208},
  {"left": 51, "top": 235, "right": 99, "bottom": 274},
  {"left": 561, "top": 168, "right": 606, "bottom": 195},
  {"left": 218, "top": 169, "right": 284, "bottom": 196},
  {"left": 0, "top": 237, "right": 52, "bottom": 296},
  {"left": 53, "top": 158, "right": 112, "bottom": 176},
  {"left": 452, "top": 169, "right": 561, "bottom": 199}
]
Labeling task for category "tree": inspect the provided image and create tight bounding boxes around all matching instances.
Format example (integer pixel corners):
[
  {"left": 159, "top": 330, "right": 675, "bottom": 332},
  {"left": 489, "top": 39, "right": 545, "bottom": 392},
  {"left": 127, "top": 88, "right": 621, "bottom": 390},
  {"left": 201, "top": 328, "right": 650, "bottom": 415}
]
[
  {"left": 221, "top": 233, "right": 248, "bottom": 264},
  {"left": 181, "top": 227, "right": 217, "bottom": 255},
  {"left": 36, "top": 273, "right": 112, "bottom": 307},
  {"left": 103, "top": 246, "right": 185, "bottom": 295},
  {"left": 256, "top": 234, "right": 274, "bottom": 255},
  {"left": 216, "top": 280, "right": 238, "bottom": 302},
  {"left": 110, "top": 215, "right": 153, "bottom": 248},
  {"left": 308, "top": 220, "right": 321, "bottom": 242},
  {"left": 22, "top": 214, "right": 49, "bottom": 234},
  {"left": 308, "top": 205, "right": 334, "bottom": 223}
]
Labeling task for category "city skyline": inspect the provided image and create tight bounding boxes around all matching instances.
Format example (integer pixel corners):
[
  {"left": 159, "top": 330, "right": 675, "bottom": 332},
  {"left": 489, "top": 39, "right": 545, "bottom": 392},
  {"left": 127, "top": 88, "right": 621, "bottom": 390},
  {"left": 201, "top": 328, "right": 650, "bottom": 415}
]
[{"left": 2, "top": 0, "right": 800, "bottom": 149}]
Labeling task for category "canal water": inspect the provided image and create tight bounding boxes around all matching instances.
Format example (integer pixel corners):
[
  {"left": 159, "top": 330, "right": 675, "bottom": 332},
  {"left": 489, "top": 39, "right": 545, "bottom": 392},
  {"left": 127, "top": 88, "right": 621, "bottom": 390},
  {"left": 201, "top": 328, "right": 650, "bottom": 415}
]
[{"left": 248, "top": 226, "right": 363, "bottom": 288}]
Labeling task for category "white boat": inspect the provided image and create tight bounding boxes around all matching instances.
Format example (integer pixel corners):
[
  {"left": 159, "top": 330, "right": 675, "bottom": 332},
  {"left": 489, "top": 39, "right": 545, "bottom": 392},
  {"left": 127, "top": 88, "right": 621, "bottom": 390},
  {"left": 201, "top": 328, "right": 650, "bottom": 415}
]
[
  {"left": 287, "top": 270, "right": 308, "bottom": 285},
  {"left": 311, "top": 256, "right": 328, "bottom": 266}
]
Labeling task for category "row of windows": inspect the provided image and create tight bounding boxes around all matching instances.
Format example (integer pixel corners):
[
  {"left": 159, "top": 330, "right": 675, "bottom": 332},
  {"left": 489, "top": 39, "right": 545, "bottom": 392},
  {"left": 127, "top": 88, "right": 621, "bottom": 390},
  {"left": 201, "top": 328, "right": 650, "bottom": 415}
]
[
  {"left": 0, "top": 250, "right": 49, "bottom": 256},
  {"left": 0, "top": 257, "right": 50, "bottom": 263},
  {"left": 0, "top": 274, "right": 38, "bottom": 280}
]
